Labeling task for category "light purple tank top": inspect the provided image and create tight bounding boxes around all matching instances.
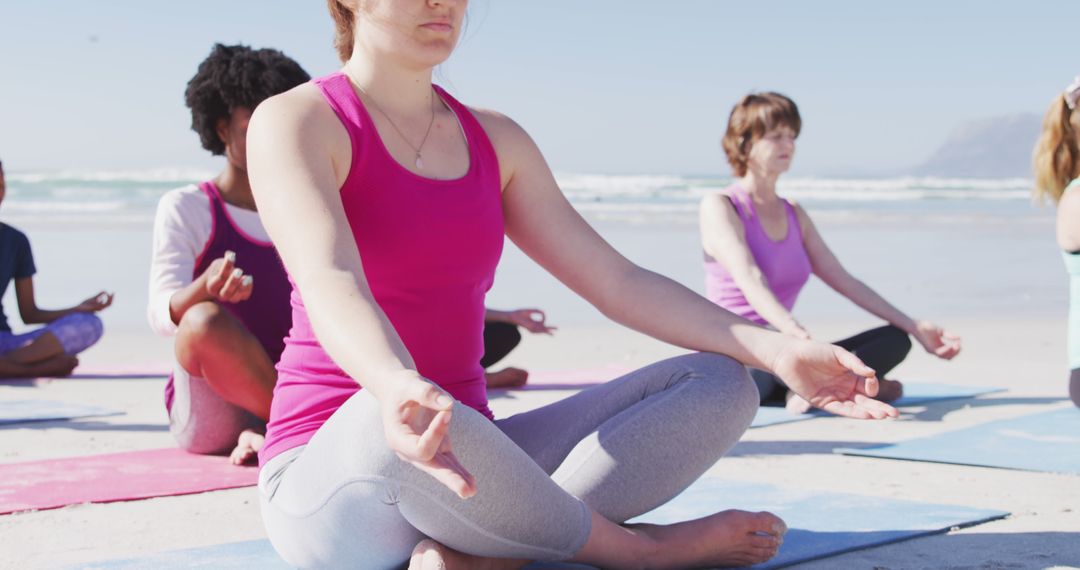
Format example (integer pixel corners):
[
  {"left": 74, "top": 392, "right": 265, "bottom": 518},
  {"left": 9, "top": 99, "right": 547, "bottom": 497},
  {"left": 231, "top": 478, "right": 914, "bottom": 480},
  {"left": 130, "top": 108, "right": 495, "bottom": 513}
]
[{"left": 703, "top": 185, "right": 811, "bottom": 325}]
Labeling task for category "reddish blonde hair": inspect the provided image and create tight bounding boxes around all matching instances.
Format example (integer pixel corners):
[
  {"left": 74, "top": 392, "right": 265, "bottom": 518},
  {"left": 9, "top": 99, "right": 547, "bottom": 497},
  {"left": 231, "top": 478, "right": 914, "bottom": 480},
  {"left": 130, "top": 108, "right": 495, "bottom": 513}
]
[
  {"left": 327, "top": 0, "right": 357, "bottom": 63},
  {"left": 721, "top": 92, "right": 802, "bottom": 177},
  {"left": 1033, "top": 94, "right": 1080, "bottom": 204}
]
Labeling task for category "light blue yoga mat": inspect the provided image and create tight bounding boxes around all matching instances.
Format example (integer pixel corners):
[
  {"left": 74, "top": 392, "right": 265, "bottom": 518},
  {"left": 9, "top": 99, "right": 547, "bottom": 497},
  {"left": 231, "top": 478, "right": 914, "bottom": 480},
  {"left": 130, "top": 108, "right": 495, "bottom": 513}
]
[
  {"left": 749, "top": 383, "right": 1004, "bottom": 429},
  {"left": 890, "top": 383, "right": 1005, "bottom": 407},
  {"left": 751, "top": 406, "right": 816, "bottom": 428},
  {"left": 0, "top": 400, "right": 123, "bottom": 425},
  {"left": 76, "top": 540, "right": 288, "bottom": 569},
  {"left": 625, "top": 478, "right": 1006, "bottom": 569},
  {"left": 838, "top": 407, "right": 1080, "bottom": 474},
  {"left": 82, "top": 477, "right": 1007, "bottom": 570}
]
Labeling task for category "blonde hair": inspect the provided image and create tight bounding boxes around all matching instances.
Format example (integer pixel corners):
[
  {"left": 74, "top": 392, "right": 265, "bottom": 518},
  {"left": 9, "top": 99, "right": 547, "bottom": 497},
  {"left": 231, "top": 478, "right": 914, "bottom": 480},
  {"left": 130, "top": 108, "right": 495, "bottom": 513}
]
[
  {"left": 1033, "top": 94, "right": 1080, "bottom": 204},
  {"left": 327, "top": 0, "right": 357, "bottom": 64}
]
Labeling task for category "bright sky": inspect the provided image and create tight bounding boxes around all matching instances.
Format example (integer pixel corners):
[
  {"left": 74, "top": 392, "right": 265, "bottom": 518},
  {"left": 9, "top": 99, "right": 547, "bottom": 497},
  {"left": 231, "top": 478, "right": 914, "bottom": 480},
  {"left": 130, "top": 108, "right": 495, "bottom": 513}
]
[{"left": 1, "top": 1, "right": 1076, "bottom": 176}]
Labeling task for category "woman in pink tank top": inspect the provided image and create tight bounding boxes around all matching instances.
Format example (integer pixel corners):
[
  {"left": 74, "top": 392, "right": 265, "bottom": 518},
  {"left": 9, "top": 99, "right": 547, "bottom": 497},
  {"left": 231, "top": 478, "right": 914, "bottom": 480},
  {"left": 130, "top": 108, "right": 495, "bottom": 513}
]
[
  {"left": 246, "top": 3, "right": 898, "bottom": 569},
  {"left": 700, "top": 92, "right": 963, "bottom": 412}
]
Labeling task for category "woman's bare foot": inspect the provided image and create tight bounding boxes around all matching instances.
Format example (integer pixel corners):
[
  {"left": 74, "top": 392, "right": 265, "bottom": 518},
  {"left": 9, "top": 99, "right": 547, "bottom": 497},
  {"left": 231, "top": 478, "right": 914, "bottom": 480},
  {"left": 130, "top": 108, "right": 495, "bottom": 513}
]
[
  {"left": 784, "top": 390, "right": 813, "bottom": 414},
  {"left": 874, "top": 378, "right": 904, "bottom": 402},
  {"left": 484, "top": 367, "right": 529, "bottom": 389},
  {"left": 0, "top": 354, "right": 79, "bottom": 379},
  {"left": 229, "top": 429, "right": 265, "bottom": 465},
  {"left": 408, "top": 539, "right": 528, "bottom": 570},
  {"left": 636, "top": 509, "right": 786, "bottom": 569}
]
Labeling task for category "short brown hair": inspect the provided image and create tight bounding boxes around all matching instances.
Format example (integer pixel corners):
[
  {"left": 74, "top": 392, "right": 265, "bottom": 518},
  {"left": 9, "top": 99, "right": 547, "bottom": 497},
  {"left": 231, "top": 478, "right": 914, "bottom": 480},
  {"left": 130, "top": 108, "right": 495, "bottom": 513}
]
[
  {"left": 328, "top": 0, "right": 357, "bottom": 64},
  {"left": 721, "top": 92, "right": 802, "bottom": 177}
]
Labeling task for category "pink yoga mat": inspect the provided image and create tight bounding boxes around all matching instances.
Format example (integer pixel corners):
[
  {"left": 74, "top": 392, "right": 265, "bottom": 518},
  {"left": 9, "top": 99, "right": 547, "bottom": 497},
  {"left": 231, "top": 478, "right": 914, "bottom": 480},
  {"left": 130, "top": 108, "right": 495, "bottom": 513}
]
[{"left": 0, "top": 448, "right": 258, "bottom": 515}]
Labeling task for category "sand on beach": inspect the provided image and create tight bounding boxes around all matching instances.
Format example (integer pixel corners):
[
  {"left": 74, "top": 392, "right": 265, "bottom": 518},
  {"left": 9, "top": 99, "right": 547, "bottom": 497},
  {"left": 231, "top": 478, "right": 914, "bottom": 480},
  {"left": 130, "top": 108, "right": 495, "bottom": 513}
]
[{"left": 0, "top": 209, "right": 1078, "bottom": 570}]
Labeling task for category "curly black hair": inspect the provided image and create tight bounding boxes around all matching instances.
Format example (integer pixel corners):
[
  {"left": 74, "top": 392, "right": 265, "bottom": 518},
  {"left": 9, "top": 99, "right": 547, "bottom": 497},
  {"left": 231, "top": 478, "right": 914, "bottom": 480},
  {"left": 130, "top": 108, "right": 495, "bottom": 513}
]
[{"left": 185, "top": 43, "right": 310, "bottom": 156}]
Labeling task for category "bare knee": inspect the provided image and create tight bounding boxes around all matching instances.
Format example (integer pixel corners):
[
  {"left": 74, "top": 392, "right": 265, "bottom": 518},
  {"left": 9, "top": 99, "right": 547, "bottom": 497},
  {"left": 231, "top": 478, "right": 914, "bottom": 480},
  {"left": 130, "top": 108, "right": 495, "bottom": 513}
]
[{"left": 177, "top": 302, "right": 240, "bottom": 344}]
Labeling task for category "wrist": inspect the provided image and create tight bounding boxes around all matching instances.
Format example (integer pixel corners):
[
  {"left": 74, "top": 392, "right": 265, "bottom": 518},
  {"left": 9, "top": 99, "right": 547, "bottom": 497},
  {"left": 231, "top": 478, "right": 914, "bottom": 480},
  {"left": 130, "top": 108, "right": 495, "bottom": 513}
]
[
  {"left": 733, "top": 323, "right": 788, "bottom": 373},
  {"left": 896, "top": 316, "right": 918, "bottom": 335},
  {"left": 365, "top": 368, "right": 424, "bottom": 401}
]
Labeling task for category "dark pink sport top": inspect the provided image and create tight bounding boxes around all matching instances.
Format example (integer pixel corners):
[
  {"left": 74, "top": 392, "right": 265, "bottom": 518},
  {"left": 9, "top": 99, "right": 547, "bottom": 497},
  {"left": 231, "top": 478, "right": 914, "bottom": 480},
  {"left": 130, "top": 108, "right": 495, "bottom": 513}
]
[{"left": 260, "top": 73, "right": 504, "bottom": 465}]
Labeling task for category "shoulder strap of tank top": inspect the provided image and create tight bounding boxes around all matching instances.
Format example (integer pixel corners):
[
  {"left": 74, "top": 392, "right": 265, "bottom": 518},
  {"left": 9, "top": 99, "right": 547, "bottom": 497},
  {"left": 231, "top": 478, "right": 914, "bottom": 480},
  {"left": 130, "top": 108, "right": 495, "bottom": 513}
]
[
  {"left": 724, "top": 186, "right": 754, "bottom": 223},
  {"left": 314, "top": 73, "right": 366, "bottom": 142},
  {"left": 433, "top": 86, "right": 475, "bottom": 132},
  {"left": 782, "top": 199, "right": 804, "bottom": 241},
  {"left": 198, "top": 181, "right": 227, "bottom": 221},
  {"left": 432, "top": 85, "right": 496, "bottom": 167}
]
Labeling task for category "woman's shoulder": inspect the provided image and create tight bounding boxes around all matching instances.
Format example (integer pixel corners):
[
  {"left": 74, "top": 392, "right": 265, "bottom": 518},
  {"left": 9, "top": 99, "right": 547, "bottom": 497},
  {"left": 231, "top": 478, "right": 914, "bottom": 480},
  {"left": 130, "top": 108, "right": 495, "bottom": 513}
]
[
  {"left": 253, "top": 83, "right": 341, "bottom": 133},
  {"left": 0, "top": 223, "right": 29, "bottom": 244},
  {"left": 467, "top": 105, "right": 529, "bottom": 146},
  {"left": 1059, "top": 181, "right": 1080, "bottom": 211},
  {"left": 699, "top": 189, "right": 744, "bottom": 228},
  {"left": 156, "top": 184, "right": 208, "bottom": 214},
  {"left": 1058, "top": 183, "right": 1080, "bottom": 250}
]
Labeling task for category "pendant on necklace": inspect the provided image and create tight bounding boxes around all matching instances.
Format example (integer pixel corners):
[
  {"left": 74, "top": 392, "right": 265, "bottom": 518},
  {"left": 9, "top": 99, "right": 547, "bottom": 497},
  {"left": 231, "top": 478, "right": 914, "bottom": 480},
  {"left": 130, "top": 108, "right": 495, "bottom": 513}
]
[{"left": 415, "top": 154, "right": 424, "bottom": 170}]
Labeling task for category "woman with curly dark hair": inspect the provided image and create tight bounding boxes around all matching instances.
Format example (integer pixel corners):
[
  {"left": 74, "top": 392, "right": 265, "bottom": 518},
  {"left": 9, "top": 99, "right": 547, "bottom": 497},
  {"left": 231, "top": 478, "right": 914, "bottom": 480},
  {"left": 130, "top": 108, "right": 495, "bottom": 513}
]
[{"left": 147, "top": 44, "right": 309, "bottom": 464}]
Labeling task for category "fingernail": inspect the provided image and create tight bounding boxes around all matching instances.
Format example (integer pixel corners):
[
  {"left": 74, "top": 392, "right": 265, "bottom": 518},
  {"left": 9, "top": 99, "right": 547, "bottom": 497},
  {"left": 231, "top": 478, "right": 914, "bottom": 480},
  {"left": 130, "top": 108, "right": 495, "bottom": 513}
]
[
  {"left": 232, "top": 268, "right": 243, "bottom": 278},
  {"left": 241, "top": 276, "right": 253, "bottom": 287},
  {"left": 435, "top": 394, "right": 453, "bottom": 408},
  {"left": 224, "top": 251, "right": 236, "bottom": 263}
]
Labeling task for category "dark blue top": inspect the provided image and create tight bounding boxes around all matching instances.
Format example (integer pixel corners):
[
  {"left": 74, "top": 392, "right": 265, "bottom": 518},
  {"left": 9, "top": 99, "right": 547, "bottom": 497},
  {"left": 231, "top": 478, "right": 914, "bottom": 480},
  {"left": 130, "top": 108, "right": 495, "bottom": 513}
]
[{"left": 0, "top": 224, "right": 36, "bottom": 332}]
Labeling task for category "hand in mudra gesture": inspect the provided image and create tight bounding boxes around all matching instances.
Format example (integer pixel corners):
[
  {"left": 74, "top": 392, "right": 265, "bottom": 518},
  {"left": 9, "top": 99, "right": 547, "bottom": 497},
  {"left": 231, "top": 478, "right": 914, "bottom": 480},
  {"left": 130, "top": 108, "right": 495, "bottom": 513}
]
[
  {"left": 771, "top": 339, "right": 899, "bottom": 419},
  {"left": 380, "top": 373, "right": 477, "bottom": 499}
]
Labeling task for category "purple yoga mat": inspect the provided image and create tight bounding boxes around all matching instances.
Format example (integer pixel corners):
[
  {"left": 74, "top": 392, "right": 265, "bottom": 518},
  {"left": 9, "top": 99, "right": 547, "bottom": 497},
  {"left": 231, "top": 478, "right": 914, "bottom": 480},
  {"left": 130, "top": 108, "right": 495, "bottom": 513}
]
[{"left": 0, "top": 448, "right": 258, "bottom": 515}]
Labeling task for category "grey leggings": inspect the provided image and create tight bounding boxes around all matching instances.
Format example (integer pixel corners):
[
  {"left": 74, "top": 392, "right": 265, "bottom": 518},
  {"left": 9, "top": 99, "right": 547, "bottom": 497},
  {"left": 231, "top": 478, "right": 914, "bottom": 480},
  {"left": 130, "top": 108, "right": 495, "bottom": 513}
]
[{"left": 258, "top": 353, "right": 758, "bottom": 569}]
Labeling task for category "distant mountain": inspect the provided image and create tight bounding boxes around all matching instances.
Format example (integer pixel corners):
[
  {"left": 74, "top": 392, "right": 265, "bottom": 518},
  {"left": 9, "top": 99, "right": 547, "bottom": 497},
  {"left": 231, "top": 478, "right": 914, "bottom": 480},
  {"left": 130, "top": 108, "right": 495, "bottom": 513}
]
[{"left": 910, "top": 113, "right": 1042, "bottom": 178}]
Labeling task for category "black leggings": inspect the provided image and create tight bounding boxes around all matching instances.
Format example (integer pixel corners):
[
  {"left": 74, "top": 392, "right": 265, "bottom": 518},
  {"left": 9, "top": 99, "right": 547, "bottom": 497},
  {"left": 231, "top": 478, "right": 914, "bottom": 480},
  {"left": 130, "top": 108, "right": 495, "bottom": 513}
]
[
  {"left": 753, "top": 325, "right": 913, "bottom": 405},
  {"left": 1071, "top": 368, "right": 1080, "bottom": 408},
  {"left": 481, "top": 321, "right": 522, "bottom": 368}
]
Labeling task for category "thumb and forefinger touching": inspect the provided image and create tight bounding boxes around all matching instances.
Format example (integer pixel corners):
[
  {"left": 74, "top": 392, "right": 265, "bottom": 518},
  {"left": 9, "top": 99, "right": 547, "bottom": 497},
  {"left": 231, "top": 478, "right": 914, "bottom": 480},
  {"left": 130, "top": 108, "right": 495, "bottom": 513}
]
[{"left": 391, "top": 382, "right": 478, "bottom": 499}]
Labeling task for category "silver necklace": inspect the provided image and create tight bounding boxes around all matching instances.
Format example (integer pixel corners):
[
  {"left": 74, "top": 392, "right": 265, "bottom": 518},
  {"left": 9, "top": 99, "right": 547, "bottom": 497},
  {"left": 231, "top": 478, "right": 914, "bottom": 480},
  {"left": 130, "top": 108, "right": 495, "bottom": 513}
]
[{"left": 355, "top": 84, "right": 437, "bottom": 170}]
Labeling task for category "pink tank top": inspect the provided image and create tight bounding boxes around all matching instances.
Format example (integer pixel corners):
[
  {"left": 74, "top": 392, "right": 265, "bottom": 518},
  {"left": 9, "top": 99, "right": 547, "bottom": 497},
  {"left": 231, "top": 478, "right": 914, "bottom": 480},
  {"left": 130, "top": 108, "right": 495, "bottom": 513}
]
[
  {"left": 703, "top": 185, "right": 811, "bottom": 326},
  {"left": 260, "top": 73, "right": 504, "bottom": 465}
]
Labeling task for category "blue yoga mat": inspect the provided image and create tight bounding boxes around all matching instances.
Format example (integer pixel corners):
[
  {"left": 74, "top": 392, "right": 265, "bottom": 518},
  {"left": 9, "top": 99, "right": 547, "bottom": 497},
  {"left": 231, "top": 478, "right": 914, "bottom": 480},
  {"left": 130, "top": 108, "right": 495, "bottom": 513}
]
[
  {"left": 749, "top": 383, "right": 1004, "bottom": 429},
  {"left": 890, "top": 383, "right": 1005, "bottom": 407},
  {"left": 625, "top": 478, "right": 1006, "bottom": 569},
  {"left": 76, "top": 540, "right": 288, "bottom": 569},
  {"left": 82, "top": 477, "right": 1006, "bottom": 570},
  {"left": 751, "top": 406, "right": 816, "bottom": 428},
  {"left": 0, "top": 400, "right": 123, "bottom": 425},
  {"left": 837, "top": 407, "right": 1080, "bottom": 474}
]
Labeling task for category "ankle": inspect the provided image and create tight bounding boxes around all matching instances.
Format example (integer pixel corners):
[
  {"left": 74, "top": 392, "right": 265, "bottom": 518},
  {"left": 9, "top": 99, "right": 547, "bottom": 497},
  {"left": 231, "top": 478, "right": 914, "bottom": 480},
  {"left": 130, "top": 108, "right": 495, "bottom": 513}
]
[{"left": 625, "top": 524, "right": 665, "bottom": 570}]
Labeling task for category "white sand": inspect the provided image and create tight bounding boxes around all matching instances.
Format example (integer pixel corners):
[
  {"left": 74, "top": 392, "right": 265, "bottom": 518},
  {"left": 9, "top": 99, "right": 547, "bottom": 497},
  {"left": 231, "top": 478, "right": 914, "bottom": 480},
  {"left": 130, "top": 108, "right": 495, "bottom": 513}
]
[{"left": 0, "top": 214, "right": 1077, "bottom": 569}]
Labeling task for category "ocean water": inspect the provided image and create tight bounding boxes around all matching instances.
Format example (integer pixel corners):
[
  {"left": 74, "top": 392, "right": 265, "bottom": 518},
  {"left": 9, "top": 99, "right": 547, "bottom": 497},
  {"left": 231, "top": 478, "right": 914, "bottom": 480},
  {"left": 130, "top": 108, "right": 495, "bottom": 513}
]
[
  {"left": 1, "top": 170, "right": 1052, "bottom": 226},
  {"left": 0, "top": 170, "right": 1062, "bottom": 333}
]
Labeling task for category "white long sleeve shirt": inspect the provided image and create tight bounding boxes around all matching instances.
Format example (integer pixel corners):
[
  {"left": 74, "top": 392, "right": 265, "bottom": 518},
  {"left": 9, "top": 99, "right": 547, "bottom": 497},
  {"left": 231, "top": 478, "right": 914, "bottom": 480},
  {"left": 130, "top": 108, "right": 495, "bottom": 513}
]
[{"left": 146, "top": 185, "right": 269, "bottom": 337}]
